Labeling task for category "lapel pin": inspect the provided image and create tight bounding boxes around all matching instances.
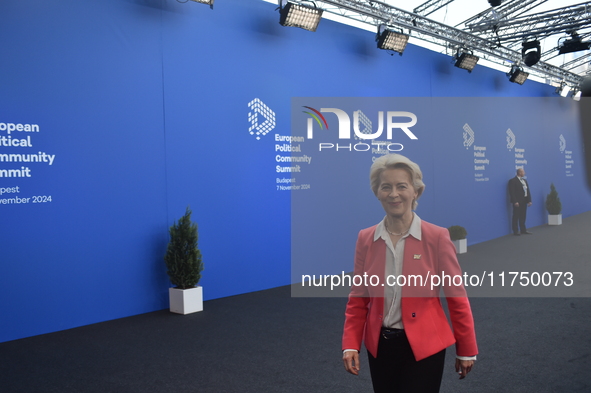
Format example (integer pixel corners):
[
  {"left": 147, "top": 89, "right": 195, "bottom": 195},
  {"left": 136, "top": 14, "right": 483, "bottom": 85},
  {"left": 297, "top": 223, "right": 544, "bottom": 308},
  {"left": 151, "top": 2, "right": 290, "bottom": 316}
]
[{"left": 413, "top": 254, "right": 421, "bottom": 260}]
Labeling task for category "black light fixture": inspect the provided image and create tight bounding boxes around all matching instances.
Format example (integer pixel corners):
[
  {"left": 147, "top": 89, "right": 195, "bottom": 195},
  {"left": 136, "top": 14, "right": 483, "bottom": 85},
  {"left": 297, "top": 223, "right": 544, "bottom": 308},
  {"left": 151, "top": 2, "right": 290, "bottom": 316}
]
[
  {"left": 521, "top": 40, "right": 541, "bottom": 67},
  {"left": 177, "top": 0, "right": 214, "bottom": 8},
  {"left": 507, "top": 65, "right": 529, "bottom": 85},
  {"left": 488, "top": 0, "right": 502, "bottom": 6},
  {"left": 558, "top": 33, "right": 591, "bottom": 55},
  {"left": 279, "top": 1, "right": 323, "bottom": 32},
  {"left": 454, "top": 50, "right": 479, "bottom": 73},
  {"left": 376, "top": 25, "right": 410, "bottom": 55}
]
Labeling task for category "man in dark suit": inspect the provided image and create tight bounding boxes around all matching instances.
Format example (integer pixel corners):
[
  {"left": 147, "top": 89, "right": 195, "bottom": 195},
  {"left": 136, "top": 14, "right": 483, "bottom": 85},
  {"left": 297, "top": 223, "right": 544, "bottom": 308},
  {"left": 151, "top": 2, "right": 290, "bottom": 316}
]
[{"left": 508, "top": 168, "right": 532, "bottom": 235}]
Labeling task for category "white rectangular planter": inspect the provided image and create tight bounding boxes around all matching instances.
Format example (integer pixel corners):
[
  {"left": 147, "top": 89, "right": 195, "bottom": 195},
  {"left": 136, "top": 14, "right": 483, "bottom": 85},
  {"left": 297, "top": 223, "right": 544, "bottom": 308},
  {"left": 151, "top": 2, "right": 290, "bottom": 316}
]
[
  {"left": 452, "top": 239, "right": 467, "bottom": 254},
  {"left": 169, "top": 286, "right": 203, "bottom": 315},
  {"left": 548, "top": 214, "right": 562, "bottom": 225}
]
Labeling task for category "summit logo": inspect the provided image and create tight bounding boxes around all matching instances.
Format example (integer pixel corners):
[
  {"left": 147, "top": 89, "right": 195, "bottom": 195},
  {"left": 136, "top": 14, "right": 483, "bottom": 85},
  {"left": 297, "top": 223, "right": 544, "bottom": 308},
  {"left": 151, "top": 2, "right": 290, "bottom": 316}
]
[
  {"left": 248, "top": 98, "right": 276, "bottom": 140},
  {"left": 463, "top": 124, "right": 475, "bottom": 149},
  {"left": 559, "top": 134, "right": 566, "bottom": 153},
  {"left": 506, "top": 129, "right": 516, "bottom": 150}
]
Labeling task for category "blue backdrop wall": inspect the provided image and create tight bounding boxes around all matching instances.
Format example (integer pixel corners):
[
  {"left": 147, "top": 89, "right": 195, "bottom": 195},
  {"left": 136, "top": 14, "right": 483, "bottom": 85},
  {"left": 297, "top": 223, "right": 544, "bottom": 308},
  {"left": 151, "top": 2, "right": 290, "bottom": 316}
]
[{"left": 0, "top": 0, "right": 589, "bottom": 343}]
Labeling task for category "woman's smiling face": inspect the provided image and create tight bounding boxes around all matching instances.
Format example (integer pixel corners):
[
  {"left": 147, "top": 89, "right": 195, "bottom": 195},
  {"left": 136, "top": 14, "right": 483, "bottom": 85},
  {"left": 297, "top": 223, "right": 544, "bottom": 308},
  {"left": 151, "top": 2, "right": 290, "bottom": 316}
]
[{"left": 377, "top": 168, "right": 418, "bottom": 220}]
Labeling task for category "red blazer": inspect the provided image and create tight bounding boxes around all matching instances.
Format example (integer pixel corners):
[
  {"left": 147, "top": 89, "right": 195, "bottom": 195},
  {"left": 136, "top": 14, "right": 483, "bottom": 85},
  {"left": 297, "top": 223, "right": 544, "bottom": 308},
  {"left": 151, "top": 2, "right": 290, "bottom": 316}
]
[{"left": 342, "top": 220, "right": 478, "bottom": 361}]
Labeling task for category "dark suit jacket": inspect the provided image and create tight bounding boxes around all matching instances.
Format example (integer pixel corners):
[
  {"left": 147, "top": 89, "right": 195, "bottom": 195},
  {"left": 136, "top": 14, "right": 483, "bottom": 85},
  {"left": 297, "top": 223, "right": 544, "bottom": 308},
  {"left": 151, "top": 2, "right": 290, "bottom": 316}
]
[{"left": 508, "top": 176, "right": 531, "bottom": 204}]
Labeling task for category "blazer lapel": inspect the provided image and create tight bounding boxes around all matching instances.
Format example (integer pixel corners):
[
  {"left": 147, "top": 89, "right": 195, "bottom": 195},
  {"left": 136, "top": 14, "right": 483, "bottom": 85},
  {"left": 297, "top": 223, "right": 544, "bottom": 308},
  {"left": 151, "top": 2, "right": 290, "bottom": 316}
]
[
  {"left": 401, "top": 233, "right": 433, "bottom": 297},
  {"left": 366, "top": 238, "right": 386, "bottom": 298},
  {"left": 402, "top": 235, "right": 424, "bottom": 277}
]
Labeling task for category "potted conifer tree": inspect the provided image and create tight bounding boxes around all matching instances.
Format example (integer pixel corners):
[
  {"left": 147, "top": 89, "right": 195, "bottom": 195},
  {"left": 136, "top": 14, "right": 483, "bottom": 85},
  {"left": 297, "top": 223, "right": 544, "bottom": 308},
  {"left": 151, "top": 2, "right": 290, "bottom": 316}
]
[
  {"left": 546, "top": 183, "right": 562, "bottom": 225},
  {"left": 164, "top": 206, "right": 204, "bottom": 314},
  {"left": 448, "top": 225, "right": 468, "bottom": 254}
]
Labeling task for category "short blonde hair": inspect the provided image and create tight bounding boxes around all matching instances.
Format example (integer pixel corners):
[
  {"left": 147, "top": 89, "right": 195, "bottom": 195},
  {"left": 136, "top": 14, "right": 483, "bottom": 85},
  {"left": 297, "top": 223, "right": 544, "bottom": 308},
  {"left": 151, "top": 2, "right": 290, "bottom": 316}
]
[{"left": 370, "top": 154, "right": 425, "bottom": 210}]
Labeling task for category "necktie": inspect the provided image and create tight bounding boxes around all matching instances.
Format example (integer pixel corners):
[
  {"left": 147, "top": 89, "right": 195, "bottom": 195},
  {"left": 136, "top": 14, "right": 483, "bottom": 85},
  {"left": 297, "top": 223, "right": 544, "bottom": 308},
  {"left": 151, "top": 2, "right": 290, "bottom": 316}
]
[{"left": 519, "top": 177, "right": 527, "bottom": 197}]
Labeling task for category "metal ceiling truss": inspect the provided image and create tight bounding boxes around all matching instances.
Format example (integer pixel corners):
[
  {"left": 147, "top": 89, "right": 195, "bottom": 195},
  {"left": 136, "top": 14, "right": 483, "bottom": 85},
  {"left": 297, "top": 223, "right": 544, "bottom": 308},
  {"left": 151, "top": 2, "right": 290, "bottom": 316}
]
[
  {"left": 466, "top": 2, "right": 591, "bottom": 44},
  {"left": 413, "top": 0, "right": 457, "bottom": 17},
  {"left": 298, "top": 0, "right": 584, "bottom": 86},
  {"left": 538, "top": 31, "right": 591, "bottom": 62},
  {"left": 458, "top": 0, "right": 549, "bottom": 29},
  {"left": 562, "top": 52, "right": 591, "bottom": 71}
]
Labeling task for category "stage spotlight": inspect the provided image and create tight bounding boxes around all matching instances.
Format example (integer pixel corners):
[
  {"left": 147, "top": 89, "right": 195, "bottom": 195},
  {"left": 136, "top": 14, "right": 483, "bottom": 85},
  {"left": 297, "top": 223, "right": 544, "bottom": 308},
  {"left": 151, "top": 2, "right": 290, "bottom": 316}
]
[
  {"left": 454, "top": 50, "right": 479, "bottom": 73},
  {"left": 572, "top": 89, "right": 582, "bottom": 101},
  {"left": 488, "top": 0, "right": 502, "bottom": 6},
  {"left": 376, "top": 25, "right": 409, "bottom": 55},
  {"left": 189, "top": 0, "right": 214, "bottom": 6},
  {"left": 179, "top": 0, "right": 214, "bottom": 8},
  {"left": 279, "top": 1, "right": 323, "bottom": 32},
  {"left": 556, "top": 82, "right": 570, "bottom": 97},
  {"left": 507, "top": 65, "right": 529, "bottom": 85},
  {"left": 558, "top": 33, "right": 591, "bottom": 54},
  {"left": 521, "top": 40, "right": 541, "bottom": 67}
]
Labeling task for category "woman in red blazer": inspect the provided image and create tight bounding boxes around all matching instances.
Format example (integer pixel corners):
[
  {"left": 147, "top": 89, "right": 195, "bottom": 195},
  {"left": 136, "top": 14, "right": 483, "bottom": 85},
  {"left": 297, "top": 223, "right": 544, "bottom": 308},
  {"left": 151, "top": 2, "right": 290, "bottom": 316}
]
[{"left": 342, "top": 154, "right": 478, "bottom": 393}]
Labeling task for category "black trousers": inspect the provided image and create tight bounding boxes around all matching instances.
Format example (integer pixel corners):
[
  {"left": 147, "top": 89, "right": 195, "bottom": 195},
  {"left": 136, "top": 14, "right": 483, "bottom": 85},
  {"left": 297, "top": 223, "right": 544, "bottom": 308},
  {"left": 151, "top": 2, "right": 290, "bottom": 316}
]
[
  {"left": 367, "top": 329, "right": 445, "bottom": 393},
  {"left": 512, "top": 202, "right": 528, "bottom": 233}
]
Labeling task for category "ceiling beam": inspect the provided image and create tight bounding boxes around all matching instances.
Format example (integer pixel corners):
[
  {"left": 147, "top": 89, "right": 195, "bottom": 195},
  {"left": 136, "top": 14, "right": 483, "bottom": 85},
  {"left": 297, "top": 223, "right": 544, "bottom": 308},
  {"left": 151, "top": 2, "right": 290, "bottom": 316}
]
[
  {"left": 466, "top": 1, "right": 591, "bottom": 44},
  {"left": 457, "top": 0, "right": 548, "bottom": 28},
  {"left": 413, "top": 0, "right": 457, "bottom": 17},
  {"left": 307, "top": 0, "right": 584, "bottom": 86}
]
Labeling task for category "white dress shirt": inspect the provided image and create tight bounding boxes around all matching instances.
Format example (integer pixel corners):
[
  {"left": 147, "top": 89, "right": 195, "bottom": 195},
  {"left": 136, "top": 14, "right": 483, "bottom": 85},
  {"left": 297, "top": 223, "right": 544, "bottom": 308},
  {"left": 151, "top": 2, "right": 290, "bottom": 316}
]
[{"left": 375, "top": 213, "right": 422, "bottom": 329}]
